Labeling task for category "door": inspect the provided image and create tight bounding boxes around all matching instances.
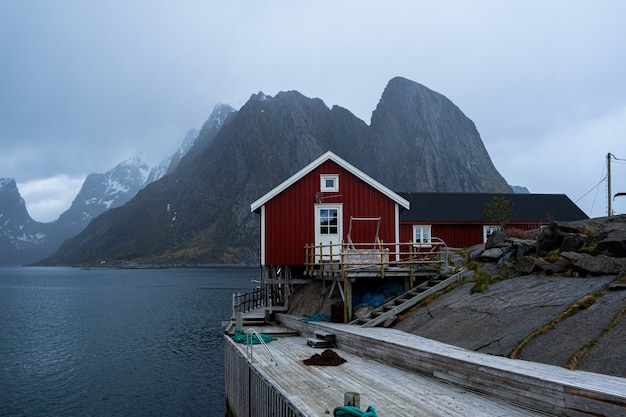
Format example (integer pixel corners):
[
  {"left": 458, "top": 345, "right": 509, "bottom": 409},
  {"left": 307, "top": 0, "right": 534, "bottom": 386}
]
[{"left": 314, "top": 204, "right": 342, "bottom": 262}]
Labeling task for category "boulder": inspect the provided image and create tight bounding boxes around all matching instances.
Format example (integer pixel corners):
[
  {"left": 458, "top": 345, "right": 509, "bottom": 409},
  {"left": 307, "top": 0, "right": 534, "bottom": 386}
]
[
  {"left": 467, "top": 244, "right": 485, "bottom": 261},
  {"left": 559, "top": 233, "right": 587, "bottom": 253},
  {"left": 536, "top": 224, "right": 558, "bottom": 256},
  {"left": 557, "top": 214, "right": 626, "bottom": 237},
  {"left": 516, "top": 256, "right": 537, "bottom": 275},
  {"left": 509, "top": 238, "right": 536, "bottom": 258},
  {"left": 533, "top": 256, "right": 571, "bottom": 275},
  {"left": 561, "top": 252, "right": 626, "bottom": 276},
  {"left": 485, "top": 230, "right": 508, "bottom": 249},
  {"left": 477, "top": 247, "right": 505, "bottom": 262},
  {"left": 596, "top": 231, "right": 626, "bottom": 257}
]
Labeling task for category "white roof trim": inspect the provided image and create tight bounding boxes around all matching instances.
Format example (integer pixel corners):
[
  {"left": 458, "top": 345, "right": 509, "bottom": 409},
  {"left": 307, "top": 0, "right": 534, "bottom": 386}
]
[{"left": 251, "top": 151, "right": 410, "bottom": 212}]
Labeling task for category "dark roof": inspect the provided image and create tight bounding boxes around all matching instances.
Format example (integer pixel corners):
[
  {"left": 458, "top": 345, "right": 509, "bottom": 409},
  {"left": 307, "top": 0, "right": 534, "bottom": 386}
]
[{"left": 398, "top": 193, "right": 589, "bottom": 223}]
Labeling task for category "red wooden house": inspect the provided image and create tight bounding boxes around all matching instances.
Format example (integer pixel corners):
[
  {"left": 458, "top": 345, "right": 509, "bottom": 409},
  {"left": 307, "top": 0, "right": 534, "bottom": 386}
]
[{"left": 251, "top": 151, "right": 410, "bottom": 280}]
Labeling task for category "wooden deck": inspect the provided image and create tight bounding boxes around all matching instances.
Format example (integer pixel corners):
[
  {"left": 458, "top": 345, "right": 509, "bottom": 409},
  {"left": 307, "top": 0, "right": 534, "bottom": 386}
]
[
  {"left": 226, "top": 332, "right": 554, "bottom": 416},
  {"left": 225, "top": 315, "right": 626, "bottom": 417}
]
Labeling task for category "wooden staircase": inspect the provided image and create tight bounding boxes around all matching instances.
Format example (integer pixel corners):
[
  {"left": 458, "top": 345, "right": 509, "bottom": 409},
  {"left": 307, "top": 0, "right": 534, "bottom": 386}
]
[{"left": 349, "top": 269, "right": 470, "bottom": 327}]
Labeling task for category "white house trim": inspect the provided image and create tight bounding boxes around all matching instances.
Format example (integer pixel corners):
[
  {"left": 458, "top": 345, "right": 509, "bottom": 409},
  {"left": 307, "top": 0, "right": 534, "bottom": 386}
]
[{"left": 251, "top": 151, "right": 410, "bottom": 212}]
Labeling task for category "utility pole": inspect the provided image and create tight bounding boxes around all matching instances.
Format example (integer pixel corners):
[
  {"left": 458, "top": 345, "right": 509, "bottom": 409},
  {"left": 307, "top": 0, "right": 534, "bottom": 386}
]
[{"left": 606, "top": 152, "right": 613, "bottom": 217}]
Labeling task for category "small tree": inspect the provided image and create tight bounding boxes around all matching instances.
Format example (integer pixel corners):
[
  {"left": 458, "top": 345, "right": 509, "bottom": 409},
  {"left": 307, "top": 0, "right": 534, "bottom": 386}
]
[{"left": 484, "top": 196, "right": 513, "bottom": 230}]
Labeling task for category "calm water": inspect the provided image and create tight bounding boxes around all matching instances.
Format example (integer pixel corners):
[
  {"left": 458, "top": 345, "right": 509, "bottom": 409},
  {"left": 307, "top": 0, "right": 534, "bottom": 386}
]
[{"left": 0, "top": 267, "right": 256, "bottom": 417}]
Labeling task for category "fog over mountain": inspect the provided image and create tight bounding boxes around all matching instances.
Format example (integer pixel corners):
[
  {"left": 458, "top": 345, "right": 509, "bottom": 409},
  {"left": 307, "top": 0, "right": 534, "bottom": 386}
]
[
  {"left": 38, "top": 77, "right": 513, "bottom": 267},
  {"left": 0, "top": 106, "right": 233, "bottom": 265}
]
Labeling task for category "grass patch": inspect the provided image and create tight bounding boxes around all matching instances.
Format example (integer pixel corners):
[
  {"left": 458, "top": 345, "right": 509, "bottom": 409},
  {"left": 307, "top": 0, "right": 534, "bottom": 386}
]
[
  {"left": 579, "top": 242, "right": 598, "bottom": 254},
  {"left": 470, "top": 270, "right": 494, "bottom": 293},
  {"left": 545, "top": 248, "right": 560, "bottom": 262},
  {"left": 565, "top": 304, "right": 626, "bottom": 370},
  {"left": 508, "top": 292, "right": 602, "bottom": 359},
  {"left": 467, "top": 262, "right": 508, "bottom": 294},
  {"left": 564, "top": 274, "right": 626, "bottom": 369},
  {"left": 509, "top": 275, "right": 626, "bottom": 360}
]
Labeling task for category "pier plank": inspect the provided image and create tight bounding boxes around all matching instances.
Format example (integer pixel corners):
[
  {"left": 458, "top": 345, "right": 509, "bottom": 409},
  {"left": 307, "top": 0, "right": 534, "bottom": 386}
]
[
  {"left": 269, "top": 315, "right": 626, "bottom": 416},
  {"left": 228, "top": 335, "right": 552, "bottom": 417}
]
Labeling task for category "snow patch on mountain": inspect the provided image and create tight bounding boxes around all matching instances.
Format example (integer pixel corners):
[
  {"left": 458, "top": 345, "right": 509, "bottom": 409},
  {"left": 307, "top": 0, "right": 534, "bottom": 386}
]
[{"left": 0, "top": 109, "right": 232, "bottom": 265}]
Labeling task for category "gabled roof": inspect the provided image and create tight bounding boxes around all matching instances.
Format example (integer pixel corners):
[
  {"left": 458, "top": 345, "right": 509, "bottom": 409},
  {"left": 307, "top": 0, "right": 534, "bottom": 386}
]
[
  {"left": 398, "top": 193, "right": 588, "bottom": 223},
  {"left": 251, "top": 151, "right": 410, "bottom": 212}
]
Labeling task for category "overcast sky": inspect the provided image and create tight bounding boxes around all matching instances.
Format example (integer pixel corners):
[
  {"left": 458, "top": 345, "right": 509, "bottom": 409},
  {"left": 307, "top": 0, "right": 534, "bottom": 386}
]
[{"left": 1, "top": 1, "right": 625, "bottom": 222}]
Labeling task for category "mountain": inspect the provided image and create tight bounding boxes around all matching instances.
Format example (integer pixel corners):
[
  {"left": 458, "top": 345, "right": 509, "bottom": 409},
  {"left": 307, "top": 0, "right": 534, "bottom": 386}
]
[
  {"left": 0, "top": 179, "right": 51, "bottom": 264},
  {"left": 146, "top": 128, "right": 199, "bottom": 183},
  {"left": 39, "top": 77, "right": 513, "bottom": 267},
  {"left": 512, "top": 185, "right": 530, "bottom": 194},
  {"left": 145, "top": 105, "right": 235, "bottom": 183},
  {"left": 0, "top": 104, "right": 235, "bottom": 266},
  {"left": 51, "top": 157, "right": 151, "bottom": 239},
  {"left": 0, "top": 158, "right": 152, "bottom": 265},
  {"left": 365, "top": 77, "right": 510, "bottom": 192}
]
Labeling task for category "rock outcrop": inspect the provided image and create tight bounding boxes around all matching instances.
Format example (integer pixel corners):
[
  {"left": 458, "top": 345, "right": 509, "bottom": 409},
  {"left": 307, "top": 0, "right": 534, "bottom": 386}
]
[
  {"left": 469, "top": 214, "right": 626, "bottom": 278},
  {"left": 395, "top": 214, "right": 626, "bottom": 378}
]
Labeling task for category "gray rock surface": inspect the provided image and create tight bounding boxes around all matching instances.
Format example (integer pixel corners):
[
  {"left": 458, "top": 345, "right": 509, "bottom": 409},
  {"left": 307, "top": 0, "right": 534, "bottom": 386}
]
[
  {"left": 518, "top": 289, "right": 626, "bottom": 375},
  {"left": 393, "top": 276, "right": 615, "bottom": 357}
]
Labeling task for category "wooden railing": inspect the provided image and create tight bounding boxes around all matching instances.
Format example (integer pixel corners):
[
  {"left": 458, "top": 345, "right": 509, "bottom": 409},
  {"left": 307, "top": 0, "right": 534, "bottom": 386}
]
[
  {"left": 233, "top": 287, "right": 265, "bottom": 315},
  {"left": 304, "top": 238, "right": 448, "bottom": 280}
]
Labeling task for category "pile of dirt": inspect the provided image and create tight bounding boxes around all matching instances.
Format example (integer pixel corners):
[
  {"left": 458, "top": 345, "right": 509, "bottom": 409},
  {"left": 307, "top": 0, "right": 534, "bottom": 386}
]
[{"left": 303, "top": 349, "right": 347, "bottom": 366}]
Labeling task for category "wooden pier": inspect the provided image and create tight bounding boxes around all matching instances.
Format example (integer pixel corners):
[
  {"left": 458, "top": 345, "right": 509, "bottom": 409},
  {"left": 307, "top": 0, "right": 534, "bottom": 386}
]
[{"left": 224, "top": 315, "right": 626, "bottom": 416}]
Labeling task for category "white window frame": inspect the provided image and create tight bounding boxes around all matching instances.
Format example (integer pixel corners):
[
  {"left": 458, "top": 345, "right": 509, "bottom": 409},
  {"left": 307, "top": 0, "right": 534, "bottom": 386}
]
[
  {"left": 412, "top": 225, "right": 432, "bottom": 246},
  {"left": 320, "top": 174, "right": 339, "bottom": 192},
  {"left": 483, "top": 225, "right": 500, "bottom": 243}
]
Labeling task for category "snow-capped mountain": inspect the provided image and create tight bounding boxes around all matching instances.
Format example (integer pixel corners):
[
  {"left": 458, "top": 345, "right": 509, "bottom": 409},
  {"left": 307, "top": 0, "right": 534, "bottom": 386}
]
[
  {"left": 145, "top": 104, "right": 234, "bottom": 183},
  {"left": 146, "top": 128, "right": 199, "bottom": 183},
  {"left": 0, "top": 104, "right": 235, "bottom": 265},
  {"left": 54, "top": 157, "right": 150, "bottom": 232},
  {"left": 0, "top": 159, "right": 152, "bottom": 265}
]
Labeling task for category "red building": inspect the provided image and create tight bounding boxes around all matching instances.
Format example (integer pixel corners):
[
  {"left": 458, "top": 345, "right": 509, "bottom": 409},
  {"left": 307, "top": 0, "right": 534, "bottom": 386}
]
[
  {"left": 250, "top": 152, "right": 588, "bottom": 315},
  {"left": 251, "top": 151, "right": 409, "bottom": 275},
  {"left": 399, "top": 192, "right": 588, "bottom": 249}
]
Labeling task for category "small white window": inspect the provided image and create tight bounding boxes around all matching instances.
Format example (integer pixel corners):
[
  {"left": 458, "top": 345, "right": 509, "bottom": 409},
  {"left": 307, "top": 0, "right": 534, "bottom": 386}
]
[
  {"left": 413, "top": 225, "right": 431, "bottom": 244},
  {"left": 483, "top": 225, "right": 500, "bottom": 243},
  {"left": 320, "top": 175, "right": 339, "bottom": 192}
]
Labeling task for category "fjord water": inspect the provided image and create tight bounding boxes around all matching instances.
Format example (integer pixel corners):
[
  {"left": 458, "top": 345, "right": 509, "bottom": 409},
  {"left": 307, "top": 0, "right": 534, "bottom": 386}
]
[{"left": 0, "top": 267, "right": 255, "bottom": 417}]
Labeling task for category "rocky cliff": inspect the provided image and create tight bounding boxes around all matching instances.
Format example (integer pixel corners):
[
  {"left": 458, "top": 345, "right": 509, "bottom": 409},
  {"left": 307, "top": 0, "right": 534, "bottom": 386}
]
[{"left": 0, "top": 179, "right": 51, "bottom": 264}]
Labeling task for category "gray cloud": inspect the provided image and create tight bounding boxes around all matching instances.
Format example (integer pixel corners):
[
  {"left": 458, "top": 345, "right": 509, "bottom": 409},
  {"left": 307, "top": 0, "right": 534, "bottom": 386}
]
[{"left": 1, "top": 1, "right": 625, "bottom": 221}]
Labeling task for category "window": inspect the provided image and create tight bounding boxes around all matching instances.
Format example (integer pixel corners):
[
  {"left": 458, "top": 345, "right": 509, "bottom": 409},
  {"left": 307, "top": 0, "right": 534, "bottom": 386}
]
[
  {"left": 413, "top": 225, "right": 431, "bottom": 244},
  {"left": 319, "top": 208, "right": 338, "bottom": 235},
  {"left": 320, "top": 175, "right": 339, "bottom": 192},
  {"left": 483, "top": 225, "right": 499, "bottom": 242}
]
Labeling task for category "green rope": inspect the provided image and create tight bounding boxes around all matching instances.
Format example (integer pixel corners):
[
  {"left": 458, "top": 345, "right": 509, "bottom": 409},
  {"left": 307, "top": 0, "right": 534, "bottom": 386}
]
[
  {"left": 333, "top": 405, "right": 378, "bottom": 417},
  {"left": 230, "top": 329, "right": 276, "bottom": 345},
  {"left": 300, "top": 313, "right": 330, "bottom": 323}
]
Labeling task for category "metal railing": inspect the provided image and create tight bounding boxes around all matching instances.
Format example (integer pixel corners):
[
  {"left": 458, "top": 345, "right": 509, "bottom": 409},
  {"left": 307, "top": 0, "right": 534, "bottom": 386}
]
[{"left": 246, "top": 328, "right": 278, "bottom": 366}]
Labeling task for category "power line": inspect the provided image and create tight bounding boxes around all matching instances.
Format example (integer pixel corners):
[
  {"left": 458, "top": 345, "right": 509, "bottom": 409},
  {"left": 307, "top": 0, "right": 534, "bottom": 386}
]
[
  {"left": 574, "top": 153, "right": 624, "bottom": 217},
  {"left": 575, "top": 174, "right": 607, "bottom": 203}
]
